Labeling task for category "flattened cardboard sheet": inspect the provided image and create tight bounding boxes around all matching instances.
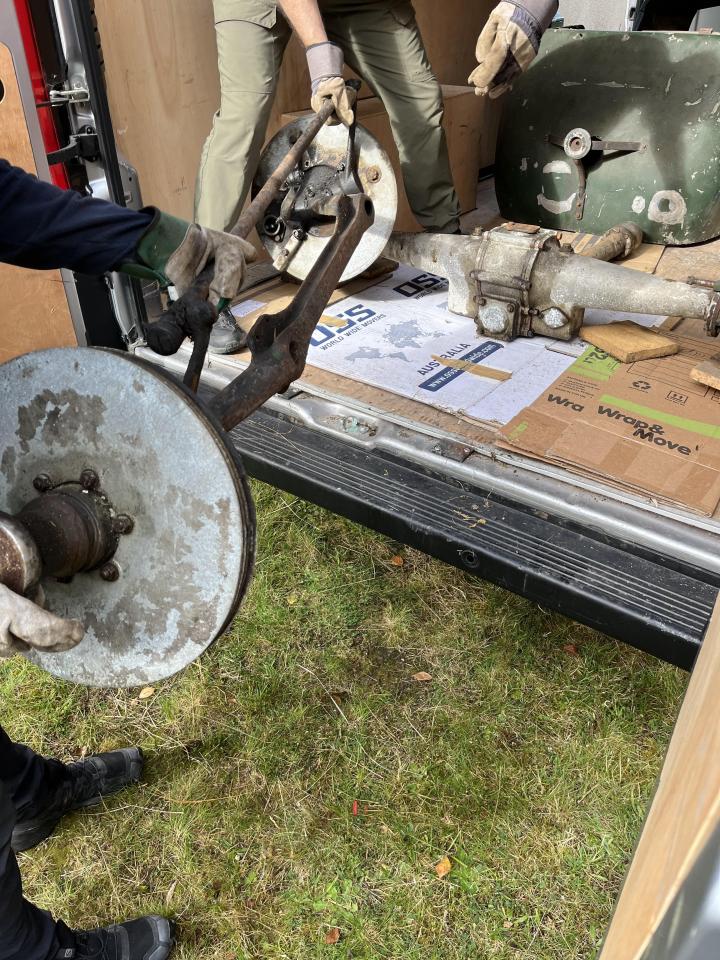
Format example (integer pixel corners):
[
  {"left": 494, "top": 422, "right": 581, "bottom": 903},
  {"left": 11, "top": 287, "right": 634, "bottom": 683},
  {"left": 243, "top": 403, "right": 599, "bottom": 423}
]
[{"left": 499, "top": 329, "right": 720, "bottom": 515}]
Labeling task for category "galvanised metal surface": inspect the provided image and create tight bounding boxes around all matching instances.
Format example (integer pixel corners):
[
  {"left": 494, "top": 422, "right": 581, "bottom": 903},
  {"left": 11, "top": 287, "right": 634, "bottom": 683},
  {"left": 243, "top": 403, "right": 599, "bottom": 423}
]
[
  {"left": 255, "top": 116, "right": 397, "bottom": 282},
  {"left": 0, "top": 348, "right": 255, "bottom": 687},
  {"left": 384, "top": 227, "right": 720, "bottom": 339},
  {"left": 496, "top": 28, "right": 720, "bottom": 245}
]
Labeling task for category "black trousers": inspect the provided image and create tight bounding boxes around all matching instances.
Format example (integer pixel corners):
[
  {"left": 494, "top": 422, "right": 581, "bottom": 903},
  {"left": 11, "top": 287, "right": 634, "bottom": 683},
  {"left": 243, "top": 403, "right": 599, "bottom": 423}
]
[{"left": 0, "top": 724, "right": 68, "bottom": 960}]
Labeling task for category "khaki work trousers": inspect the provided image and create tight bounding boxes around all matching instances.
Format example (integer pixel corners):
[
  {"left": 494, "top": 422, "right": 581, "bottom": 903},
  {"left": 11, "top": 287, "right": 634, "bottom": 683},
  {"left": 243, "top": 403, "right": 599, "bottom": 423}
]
[{"left": 195, "top": 0, "right": 461, "bottom": 233}]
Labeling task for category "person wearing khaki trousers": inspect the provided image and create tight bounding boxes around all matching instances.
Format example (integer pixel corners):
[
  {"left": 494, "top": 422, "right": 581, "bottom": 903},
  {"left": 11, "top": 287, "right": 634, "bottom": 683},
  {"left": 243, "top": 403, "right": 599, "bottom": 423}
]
[{"left": 195, "top": 0, "right": 462, "bottom": 239}]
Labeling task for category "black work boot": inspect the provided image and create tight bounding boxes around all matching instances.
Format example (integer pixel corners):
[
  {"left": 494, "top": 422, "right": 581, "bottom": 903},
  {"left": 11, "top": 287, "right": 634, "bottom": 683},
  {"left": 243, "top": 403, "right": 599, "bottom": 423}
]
[
  {"left": 12, "top": 747, "right": 144, "bottom": 853},
  {"left": 54, "top": 916, "right": 175, "bottom": 960},
  {"left": 208, "top": 307, "right": 247, "bottom": 355}
]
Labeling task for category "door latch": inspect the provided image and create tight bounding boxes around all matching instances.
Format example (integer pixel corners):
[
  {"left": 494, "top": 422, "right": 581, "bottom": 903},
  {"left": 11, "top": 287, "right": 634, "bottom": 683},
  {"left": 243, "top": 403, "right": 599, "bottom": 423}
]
[{"left": 47, "top": 128, "right": 101, "bottom": 167}]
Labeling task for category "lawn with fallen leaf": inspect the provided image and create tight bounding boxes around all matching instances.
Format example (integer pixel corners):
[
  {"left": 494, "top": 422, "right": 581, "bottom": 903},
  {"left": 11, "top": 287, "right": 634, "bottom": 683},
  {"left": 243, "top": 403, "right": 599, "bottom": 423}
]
[{"left": 0, "top": 482, "right": 687, "bottom": 958}]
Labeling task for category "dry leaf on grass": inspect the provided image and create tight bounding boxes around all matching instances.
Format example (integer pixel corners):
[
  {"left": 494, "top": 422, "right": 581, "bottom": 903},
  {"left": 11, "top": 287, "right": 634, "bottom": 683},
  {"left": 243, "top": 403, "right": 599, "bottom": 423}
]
[
  {"left": 325, "top": 927, "right": 341, "bottom": 945},
  {"left": 412, "top": 671, "right": 433, "bottom": 682},
  {"left": 165, "top": 880, "right": 178, "bottom": 906},
  {"left": 287, "top": 593, "right": 298, "bottom": 606},
  {"left": 562, "top": 643, "right": 579, "bottom": 657},
  {"left": 434, "top": 856, "right": 452, "bottom": 878},
  {"left": 138, "top": 686, "right": 155, "bottom": 700},
  {"left": 390, "top": 555, "right": 404, "bottom": 566}
]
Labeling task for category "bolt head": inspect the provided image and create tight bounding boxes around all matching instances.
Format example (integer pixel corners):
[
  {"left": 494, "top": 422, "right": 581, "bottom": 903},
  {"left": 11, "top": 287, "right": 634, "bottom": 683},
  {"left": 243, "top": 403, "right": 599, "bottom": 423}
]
[
  {"left": 99, "top": 561, "right": 120, "bottom": 582},
  {"left": 541, "top": 308, "right": 569, "bottom": 330},
  {"left": 32, "top": 474, "right": 52, "bottom": 493},
  {"left": 112, "top": 514, "right": 134, "bottom": 535},
  {"left": 80, "top": 469, "right": 99, "bottom": 491}
]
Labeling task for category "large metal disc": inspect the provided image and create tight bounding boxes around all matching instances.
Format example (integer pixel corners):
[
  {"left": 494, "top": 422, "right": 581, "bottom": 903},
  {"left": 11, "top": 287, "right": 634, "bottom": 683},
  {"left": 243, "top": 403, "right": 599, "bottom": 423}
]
[
  {"left": 0, "top": 348, "right": 255, "bottom": 687},
  {"left": 255, "top": 118, "right": 397, "bottom": 282}
]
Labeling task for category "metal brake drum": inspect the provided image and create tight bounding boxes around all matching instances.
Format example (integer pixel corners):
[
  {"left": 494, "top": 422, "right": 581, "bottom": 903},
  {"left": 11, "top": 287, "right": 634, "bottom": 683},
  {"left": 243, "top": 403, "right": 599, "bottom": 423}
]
[
  {"left": 0, "top": 348, "right": 255, "bottom": 688},
  {"left": 255, "top": 118, "right": 397, "bottom": 282}
]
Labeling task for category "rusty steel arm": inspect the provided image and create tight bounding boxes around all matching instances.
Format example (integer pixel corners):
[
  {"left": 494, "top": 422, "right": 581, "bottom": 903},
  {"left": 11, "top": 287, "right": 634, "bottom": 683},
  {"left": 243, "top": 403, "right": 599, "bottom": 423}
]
[
  {"left": 209, "top": 193, "right": 374, "bottom": 431},
  {"left": 229, "top": 98, "right": 336, "bottom": 241},
  {"left": 147, "top": 98, "right": 338, "bottom": 395}
]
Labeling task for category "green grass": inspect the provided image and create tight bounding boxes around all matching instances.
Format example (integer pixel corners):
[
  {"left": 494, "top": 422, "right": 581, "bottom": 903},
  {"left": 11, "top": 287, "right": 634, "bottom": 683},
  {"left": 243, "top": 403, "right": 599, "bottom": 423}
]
[{"left": 1, "top": 482, "right": 687, "bottom": 959}]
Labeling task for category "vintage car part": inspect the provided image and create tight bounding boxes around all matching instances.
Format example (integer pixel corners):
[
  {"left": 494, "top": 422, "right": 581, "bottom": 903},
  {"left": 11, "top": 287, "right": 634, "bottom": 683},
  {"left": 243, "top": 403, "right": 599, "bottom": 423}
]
[
  {"left": 254, "top": 115, "right": 397, "bottom": 282},
  {"left": 385, "top": 226, "right": 720, "bottom": 341},
  {"left": 495, "top": 28, "right": 720, "bottom": 245},
  {"left": 0, "top": 348, "right": 255, "bottom": 687}
]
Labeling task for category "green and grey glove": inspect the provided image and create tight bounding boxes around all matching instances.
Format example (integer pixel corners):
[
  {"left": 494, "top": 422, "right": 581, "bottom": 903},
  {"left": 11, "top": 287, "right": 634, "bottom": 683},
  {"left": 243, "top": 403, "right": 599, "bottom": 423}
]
[
  {"left": 468, "top": 0, "right": 558, "bottom": 99},
  {"left": 306, "top": 42, "right": 356, "bottom": 126},
  {"left": 123, "top": 210, "right": 257, "bottom": 306}
]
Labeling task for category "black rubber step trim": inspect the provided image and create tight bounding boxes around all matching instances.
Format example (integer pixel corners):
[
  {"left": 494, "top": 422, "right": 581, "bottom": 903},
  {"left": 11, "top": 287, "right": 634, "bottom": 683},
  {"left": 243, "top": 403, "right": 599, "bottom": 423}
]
[{"left": 227, "top": 407, "right": 719, "bottom": 671}]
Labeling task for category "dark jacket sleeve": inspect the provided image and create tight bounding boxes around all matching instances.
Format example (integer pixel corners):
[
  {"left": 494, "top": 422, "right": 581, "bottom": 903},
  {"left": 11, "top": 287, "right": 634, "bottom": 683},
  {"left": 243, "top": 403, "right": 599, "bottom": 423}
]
[{"left": 0, "top": 159, "right": 154, "bottom": 274}]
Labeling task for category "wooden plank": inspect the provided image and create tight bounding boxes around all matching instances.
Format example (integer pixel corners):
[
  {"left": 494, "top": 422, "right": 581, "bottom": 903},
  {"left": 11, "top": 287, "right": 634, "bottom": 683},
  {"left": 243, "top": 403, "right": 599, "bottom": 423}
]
[
  {"left": 601, "top": 598, "right": 720, "bottom": 959},
  {"left": 93, "top": 0, "right": 220, "bottom": 220},
  {"left": 656, "top": 236, "right": 720, "bottom": 282},
  {"left": 691, "top": 357, "right": 720, "bottom": 390},
  {"left": 94, "top": 1, "right": 499, "bottom": 221},
  {"left": 0, "top": 43, "right": 77, "bottom": 362},
  {"left": 581, "top": 322, "right": 679, "bottom": 363},
  {"left": 430, "top": 355, "right": 511, "bottom": 381}
]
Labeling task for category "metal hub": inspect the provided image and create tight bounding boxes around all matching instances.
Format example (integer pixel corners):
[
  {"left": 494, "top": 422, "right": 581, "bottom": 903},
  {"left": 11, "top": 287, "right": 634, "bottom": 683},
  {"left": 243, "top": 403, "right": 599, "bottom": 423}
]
[
  {"left": 563, "top": 127, "right": 593, "bottom": 161},
  {"left": 0, "top": 348, "right": 255, "bottom": 687},
  {"left": 255, "top": 117, "right": 397, "bottom": 283}
]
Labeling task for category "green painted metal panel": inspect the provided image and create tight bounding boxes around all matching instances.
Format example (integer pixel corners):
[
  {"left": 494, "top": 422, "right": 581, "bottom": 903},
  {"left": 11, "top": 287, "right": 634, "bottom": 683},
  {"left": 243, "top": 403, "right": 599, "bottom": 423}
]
[{"left": 495, "top": 28, "right": 720, "bottom": 245}]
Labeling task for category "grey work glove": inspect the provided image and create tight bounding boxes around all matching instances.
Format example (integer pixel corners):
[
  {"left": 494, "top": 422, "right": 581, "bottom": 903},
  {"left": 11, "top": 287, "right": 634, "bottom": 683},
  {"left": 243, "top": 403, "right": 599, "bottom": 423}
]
[
  {"left": 0, "top": 583, "right": 84, "bottom": 658},
  {"left": 468, "top": 0, "right": 558, "bottom": 99},
  {"left": 306, "top": 42, "right": 356, "bottom": 126},
  {"left": 131, "top": 210, "right": 257, "bottom": 306}
]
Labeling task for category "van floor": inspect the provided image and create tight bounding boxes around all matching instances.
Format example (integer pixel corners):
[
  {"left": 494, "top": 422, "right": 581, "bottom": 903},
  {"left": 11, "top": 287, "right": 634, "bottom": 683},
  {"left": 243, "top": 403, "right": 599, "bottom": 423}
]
[{"left": 215, "top": 180, "right": 720, "bottom": 529}]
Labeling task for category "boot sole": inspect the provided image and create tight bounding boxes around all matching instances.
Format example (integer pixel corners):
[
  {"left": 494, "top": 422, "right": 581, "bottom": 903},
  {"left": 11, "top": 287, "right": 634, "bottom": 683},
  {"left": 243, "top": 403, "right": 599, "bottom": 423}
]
[{"left": 207, "top": 339, "right": 248, "bottom": 355}]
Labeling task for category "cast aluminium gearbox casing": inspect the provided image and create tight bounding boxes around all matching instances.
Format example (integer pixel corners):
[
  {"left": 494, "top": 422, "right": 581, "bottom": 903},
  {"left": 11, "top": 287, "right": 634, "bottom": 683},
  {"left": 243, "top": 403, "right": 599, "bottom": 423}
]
[{"left": 495, "top": 28, "right": 720, "bottom": 245}]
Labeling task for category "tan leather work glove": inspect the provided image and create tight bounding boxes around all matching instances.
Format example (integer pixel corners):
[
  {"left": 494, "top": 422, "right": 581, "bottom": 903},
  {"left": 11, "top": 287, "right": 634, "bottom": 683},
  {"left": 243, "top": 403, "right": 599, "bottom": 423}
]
[
  {"left": 468, "top": 0, "right": 558, "bottom": 99},
  {"left": 130, "top": 211, "right": 257, "bottom": 306},
  {"left": 306, "top": 42, "right": 356, "bottom": 126},
  {"left": 0, "top": 583, "right": 84, "bottom": 658}
]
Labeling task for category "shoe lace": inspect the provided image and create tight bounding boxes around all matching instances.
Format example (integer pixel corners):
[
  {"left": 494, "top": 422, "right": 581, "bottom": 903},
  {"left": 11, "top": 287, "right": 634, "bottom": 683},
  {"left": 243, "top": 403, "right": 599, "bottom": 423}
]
[
  {"left": 68, "top": 760, "right": 103, "bottom": 807},
  {"left": 215, "top": 308, "right": 239, "bottom": 331},
  {"left": 73, "top": 930, "right": 110, "bottom": 959}
]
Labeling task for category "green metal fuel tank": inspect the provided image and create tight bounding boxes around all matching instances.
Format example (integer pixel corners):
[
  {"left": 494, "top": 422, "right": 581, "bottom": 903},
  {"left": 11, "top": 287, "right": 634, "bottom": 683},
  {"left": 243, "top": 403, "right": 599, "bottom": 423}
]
[{"left": 495, "top": 28, "right": 720, "bottom": 245}]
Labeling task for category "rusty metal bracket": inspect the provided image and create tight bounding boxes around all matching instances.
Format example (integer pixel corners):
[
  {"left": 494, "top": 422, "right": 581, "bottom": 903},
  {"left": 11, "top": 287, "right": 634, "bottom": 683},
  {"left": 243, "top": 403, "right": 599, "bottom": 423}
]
[
  {"left": 209, "top": 192, "right": 374, "bottom": 431},
  {"left": 546, "top": 129, "right": 647, "bottom": 221}
]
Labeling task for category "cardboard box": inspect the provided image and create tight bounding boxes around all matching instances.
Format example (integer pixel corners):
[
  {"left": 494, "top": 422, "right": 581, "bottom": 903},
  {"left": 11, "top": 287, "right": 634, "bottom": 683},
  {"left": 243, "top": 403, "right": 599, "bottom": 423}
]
[
  {"left": 499, "top": 327, "right": 720, "bottom": 516},
  {"left": 282, "top": 85, "right": 483, "bottom": 232}
]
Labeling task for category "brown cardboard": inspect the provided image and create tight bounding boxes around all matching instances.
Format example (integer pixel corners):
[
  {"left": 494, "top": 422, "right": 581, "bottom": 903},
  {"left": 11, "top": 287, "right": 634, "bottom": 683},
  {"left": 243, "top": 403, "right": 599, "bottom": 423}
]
[{"left": 499, "top": 328, "right": 720, "bottom": 516}]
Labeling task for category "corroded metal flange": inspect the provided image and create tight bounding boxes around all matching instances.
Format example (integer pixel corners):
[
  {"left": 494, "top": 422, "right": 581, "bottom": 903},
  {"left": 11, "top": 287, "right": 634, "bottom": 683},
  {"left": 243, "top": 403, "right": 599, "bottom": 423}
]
[
  {"left": 0, "top": 348, "right": 255, "bottom": 687},
  {"left": 255, "top": 117, "right": 397, "bottom": 283}
]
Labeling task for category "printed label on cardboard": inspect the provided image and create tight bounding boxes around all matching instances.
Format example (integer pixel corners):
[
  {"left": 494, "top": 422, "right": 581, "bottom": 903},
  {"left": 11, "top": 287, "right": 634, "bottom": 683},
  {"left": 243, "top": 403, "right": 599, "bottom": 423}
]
[{"left": 499, "top": 331, "right": 720, "bottom": 515}]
